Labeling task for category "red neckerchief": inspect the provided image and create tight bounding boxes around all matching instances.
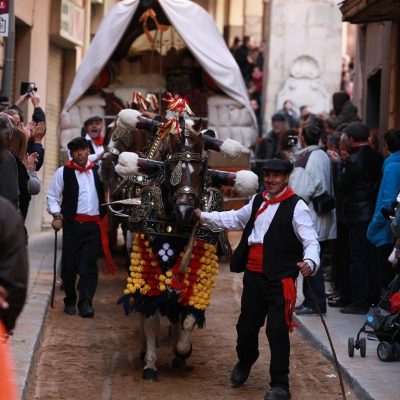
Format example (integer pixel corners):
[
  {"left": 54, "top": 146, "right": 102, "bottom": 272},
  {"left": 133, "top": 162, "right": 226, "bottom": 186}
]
[
  {"left": 92, "top": 136, "right": 104, "bottom": 146},
  {"left": 65, "top": 160, "right": 95, "bottom": 174},
  {"left": 255, "top": 187, "right": 295, "bottom": 218}
]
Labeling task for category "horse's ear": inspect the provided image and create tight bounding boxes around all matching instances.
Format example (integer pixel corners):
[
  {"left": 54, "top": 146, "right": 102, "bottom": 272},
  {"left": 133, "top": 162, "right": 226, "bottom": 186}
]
[{"left": 192, "top": 118, "right": 202, "bottom": 133}]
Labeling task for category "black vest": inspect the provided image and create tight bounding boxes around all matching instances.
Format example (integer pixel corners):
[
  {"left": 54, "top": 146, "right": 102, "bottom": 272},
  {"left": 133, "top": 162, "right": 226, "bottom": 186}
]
[
  {"left": 230, "top": 193, "right": 303, "bottom": 280},
  {"left": 61, "top": 165, "right": 106, "bottom": 221}
]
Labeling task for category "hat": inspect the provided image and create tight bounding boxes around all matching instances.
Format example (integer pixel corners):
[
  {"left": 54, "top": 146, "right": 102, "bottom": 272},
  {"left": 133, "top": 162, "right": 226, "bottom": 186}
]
[
  {"left": 83, "top": 115, "right": 102, "bottom": 127},
  {"left": 271, "top": 113, "right": 286, "bottom": 122},
  {"left": 262, "top": 159, "right": 293, "bottom": 174},
  {"left": 67, "top": 137, "right": 90, "bottom": 151},
  {"left": 343, "top": 122, "right": 369, "bottom": 141}
]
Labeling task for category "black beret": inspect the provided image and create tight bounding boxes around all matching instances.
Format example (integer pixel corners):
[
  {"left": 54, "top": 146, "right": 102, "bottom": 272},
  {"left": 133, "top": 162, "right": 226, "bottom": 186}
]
[
  {"left": 83, "top": 115, "right": 102, "bottom": 126},
  {"left": 271, "top": 113, "right": 286, "bottom": 122},
  {"left": 262, "top": 158, "right": 293, "bottom": 174},
  {"left": 67, "top": 137, "right": 90, "bottom": 151},
  {"left": 343, "top": 122, "right": 369, "bottom": 141}
]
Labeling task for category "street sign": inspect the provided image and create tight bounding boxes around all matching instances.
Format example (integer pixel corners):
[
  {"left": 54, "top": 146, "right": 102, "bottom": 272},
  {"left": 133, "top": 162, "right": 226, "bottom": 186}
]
[{"left": 0, "top": 0, "right": 9, "bottom": 37}]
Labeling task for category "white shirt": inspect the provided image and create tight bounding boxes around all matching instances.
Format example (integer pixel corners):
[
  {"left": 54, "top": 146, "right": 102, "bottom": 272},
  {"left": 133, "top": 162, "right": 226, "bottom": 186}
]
[
  {"left": 47, "top": 162, "right": 100, "bottom": 216},
  {"left": 200, "top": 189, "right": 320, "bottom": 271}
]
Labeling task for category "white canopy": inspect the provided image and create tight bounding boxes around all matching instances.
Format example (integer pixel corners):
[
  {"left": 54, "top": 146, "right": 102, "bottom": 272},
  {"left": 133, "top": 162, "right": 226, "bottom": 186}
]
[{"left": 62, "top": 0, "right": 257, "bottom": 129}]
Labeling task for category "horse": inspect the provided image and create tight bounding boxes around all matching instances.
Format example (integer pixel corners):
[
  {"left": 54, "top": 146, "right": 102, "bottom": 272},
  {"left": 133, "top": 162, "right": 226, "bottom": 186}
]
[{"left": 115, "top": 117, "right": 259, "bottom": 381}]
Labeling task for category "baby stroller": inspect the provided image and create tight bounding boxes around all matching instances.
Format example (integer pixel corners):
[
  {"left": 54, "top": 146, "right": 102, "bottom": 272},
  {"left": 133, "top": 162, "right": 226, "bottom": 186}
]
[{"left": 347, "top": 273, "right": 400, "bottom": 362}]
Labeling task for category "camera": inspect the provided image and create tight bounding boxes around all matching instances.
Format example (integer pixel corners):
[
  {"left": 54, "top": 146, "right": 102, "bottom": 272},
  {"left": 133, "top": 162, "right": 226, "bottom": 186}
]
[
  {"left": 287, "top": 135, "right": 298, "bottom": 147},
  {"left": 20, "top": 82, "right": 38, "bottom": 96}
]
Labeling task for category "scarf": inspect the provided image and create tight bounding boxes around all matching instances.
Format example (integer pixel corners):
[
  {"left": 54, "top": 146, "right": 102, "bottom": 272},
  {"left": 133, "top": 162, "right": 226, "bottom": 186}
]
[
  {"left": 92, "top": 136, "right": 104, "bottom": 147},
  {"left": 65, "top": 160, "right": 95, "bottom": 174},
  {"left": 255, "top": 187, "right": 295, "bottom": 218}
]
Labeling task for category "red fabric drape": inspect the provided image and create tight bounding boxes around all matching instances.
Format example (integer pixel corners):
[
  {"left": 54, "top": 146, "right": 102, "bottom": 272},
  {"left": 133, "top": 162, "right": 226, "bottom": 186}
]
[
  {"left": 281, "top": 278, "right": 298, "bottom": 332},
  {"left": 0, "top": 322, "right": 17, "bottom": 400}
]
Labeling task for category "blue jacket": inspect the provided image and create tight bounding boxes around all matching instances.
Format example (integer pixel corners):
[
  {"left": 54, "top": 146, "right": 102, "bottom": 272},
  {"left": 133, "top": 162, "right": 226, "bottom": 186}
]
[{"left": 367, "top": 151, "right": 400, "bottom": 246}]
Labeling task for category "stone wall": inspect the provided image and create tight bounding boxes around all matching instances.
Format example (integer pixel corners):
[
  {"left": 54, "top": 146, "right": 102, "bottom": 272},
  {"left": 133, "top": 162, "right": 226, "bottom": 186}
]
[{"left": 263, "top": 0, "right": 343, "bottom": 130}]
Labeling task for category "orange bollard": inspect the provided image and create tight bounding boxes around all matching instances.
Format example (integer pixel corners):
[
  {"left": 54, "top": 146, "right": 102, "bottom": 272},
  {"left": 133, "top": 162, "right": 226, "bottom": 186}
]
[{"left": 0, "top": 322, "right": 17, "bottom": 400}]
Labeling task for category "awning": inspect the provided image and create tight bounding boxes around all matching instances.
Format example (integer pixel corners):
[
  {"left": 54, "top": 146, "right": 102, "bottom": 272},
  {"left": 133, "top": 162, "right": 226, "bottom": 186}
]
[{"left": 340, "top": 0, "right": 400, "bottom": 23}]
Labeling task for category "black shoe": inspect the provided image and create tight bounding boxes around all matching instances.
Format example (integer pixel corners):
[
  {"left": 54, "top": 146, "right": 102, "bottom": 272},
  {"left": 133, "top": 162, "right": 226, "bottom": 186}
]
[
  {"left": 265, "top": 386, "right": 291, "bottom": 400},
  {"left": 230, "top": 362, "right": 251, "bottom": 387},
  {"left": 339, "top": 304, "right": 368, "bottom": 315},
  {"left": 79, "top": 302, "right": 95, "bottom": 318},
  {"left": 64, "top": 303, "right": 76, "bottom": 315},
  {"left": 294, "top": 303, "right": 304, "bottom": 312},
  {"left": 328, "top": 297, "right": 350, "bottom": 308},
  {"left": 295, "top": 306, "right": 326, "bottom": 316}
]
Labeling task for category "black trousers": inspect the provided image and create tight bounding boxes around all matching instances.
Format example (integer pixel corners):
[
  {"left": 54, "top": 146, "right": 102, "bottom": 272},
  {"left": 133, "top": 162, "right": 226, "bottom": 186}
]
[
  {"left": 61, "top": 220, "right": 101, "bottom": 306},
  {"left": 236, "top": 271, "right": 290, "bottom": 389}
]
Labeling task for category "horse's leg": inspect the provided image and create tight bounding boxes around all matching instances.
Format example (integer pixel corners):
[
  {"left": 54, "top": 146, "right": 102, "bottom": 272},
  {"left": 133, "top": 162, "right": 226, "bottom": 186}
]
[
  {"left": 142, "top": 312, "right": 160, "bottom": 381},
  {"left": 173, "top": 314, "right": 196, "bottom": 367},
  {"left": 139, "top": 313, "right": 147, "bottom": 360}
]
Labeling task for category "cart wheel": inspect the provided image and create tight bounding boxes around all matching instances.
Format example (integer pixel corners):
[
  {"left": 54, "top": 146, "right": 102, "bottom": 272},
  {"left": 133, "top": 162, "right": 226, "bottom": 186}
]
[
  {"left": 377, "top": 341, "right": 392, "bottom": 362},
  {"left": 359, "top": 337, "right": 366, "bottom": 358},
  {"left": 348, "top": 337, "right": 355, "bottom": 358}
]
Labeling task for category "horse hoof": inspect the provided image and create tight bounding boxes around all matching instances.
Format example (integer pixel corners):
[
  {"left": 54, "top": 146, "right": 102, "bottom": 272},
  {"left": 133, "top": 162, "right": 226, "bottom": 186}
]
[
  {"left": 172, "top": 357, "right": 186, "bottom": 369},
  {"left": 143, "top": 368, "right": 158, "bottom": 382},
  {"left": 139, "top": 350, "right": 146, "bottom": 360},
  {"left": 174, "top": 344, "right": 192, "bottom": 360}
]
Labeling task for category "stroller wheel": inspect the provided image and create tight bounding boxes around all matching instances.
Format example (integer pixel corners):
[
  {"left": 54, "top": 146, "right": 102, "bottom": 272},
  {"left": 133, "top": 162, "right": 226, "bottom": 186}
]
[
  {"left": 348, "top": 337, "right": 355, "bottom": 358},
  {"left": 391, "top": 342, "right": 400, "bottom": 361},
  {"left": 359, "top": 337, "right": 366, "bottom": 358},
  {"left": 377, "top": 341, "right": 392, "bottom": 362}
]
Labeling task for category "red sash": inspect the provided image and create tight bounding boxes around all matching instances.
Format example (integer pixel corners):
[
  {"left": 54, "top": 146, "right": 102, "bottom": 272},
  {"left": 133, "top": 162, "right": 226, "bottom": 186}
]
[
  {"left": 0, "top": 322, "right": 17, "bottom": 400},
  {"left": 281, "top": 278, "right": 298, "bottom": 332},
  {"left": 74, "top": 214, "right": 116, "bottom": 274}
]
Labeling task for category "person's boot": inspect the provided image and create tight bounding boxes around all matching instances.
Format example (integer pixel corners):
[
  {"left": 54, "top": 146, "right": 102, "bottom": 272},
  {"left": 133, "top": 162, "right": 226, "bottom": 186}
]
[
  {"left": 78, "top": 301, "right": 94, "bottom": 318},
  {"left": 265, "top": 386, "right": 291, "bottom": 400},
  {"left": 230, "top": 362, "right": 251, "bottom": 387}
]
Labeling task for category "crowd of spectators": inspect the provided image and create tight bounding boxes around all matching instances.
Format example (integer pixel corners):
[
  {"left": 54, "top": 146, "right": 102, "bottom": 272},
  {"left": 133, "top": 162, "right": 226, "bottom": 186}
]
[{"left": 253, "top": 90, "right": 400, "bottom": 316}]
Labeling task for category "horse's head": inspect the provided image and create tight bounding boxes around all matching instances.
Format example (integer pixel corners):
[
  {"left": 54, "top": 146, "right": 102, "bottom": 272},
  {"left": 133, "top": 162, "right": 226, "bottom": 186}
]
[{"left": 164, "top": 119, "right": 205, "bottom": 223}]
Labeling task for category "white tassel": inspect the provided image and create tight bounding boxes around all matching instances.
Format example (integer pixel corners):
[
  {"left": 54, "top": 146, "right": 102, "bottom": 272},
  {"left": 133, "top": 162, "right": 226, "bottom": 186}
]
[
  {"left": 115, "top": 151, "right": 139, "bottom": 177},
  {"left": 220, "top": 139, "right": 243, "bottom": 160},
  {"left": 233, "top": 170, "right": 259, "bottom": 196},
  {"left": 117, "top": 109, "right": 141, "bottom": 129}
]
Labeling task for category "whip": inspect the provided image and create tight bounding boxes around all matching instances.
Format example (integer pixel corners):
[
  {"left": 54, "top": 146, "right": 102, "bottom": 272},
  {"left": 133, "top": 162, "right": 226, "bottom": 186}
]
[
  {"left": 305, "top": 278, "right": 347, "bottom": 400},
  {"left": 50, "top": 231, "right": 58, "bottom": 308}
]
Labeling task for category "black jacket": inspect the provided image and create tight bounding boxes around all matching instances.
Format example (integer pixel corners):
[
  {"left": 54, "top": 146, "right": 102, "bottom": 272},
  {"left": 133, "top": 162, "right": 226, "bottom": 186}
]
[
  {"left": 0, "top": 196, "right": 28, "bottom": 331},
  {"left": 334, "top": 145, "right": 382, "bottom": 225}
]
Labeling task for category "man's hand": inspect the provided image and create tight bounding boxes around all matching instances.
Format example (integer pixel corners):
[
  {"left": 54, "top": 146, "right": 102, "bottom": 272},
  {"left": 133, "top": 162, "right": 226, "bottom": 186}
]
[
  {"left": 297, "top": 261, "right": 313, "bottom": 277},
  {"left": 30, "top": 91, "right": 41, "bottom": 108},
  {"left": 24, "top": 152, "right": 39, "bottom": 172},
  {"left": 52, "top": 214, "right": 63, "bottom": 231},
  {"left": 327, "top": 150, "right": 341, "bottom": 163},
  {"left": 194, "top": 208, "right": 202, "bottom": 220},
  {"left": 32, "top": 121, "right": 46, "bottom": 143},
  {"left": 0, "top": 285, "right": 9, "bottom": 310}
]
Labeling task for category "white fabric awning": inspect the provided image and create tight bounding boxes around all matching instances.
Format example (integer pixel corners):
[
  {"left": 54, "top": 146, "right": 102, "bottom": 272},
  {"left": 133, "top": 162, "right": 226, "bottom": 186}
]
[{"left": 62, "top": 0, "right": 257, "bottom": 129}]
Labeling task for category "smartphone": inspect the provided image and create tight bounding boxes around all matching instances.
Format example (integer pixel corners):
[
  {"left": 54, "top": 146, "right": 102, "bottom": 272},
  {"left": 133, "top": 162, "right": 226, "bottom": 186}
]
[{"left": 20, "top": 82, "right": 37, "bottom": 95}]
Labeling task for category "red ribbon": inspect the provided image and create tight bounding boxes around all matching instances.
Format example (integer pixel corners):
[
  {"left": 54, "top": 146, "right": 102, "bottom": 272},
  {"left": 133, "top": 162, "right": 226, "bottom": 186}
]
[
  {"left": 74, "top": 214, "right": 116, "bottom": 274},
  {"left": 65, "top": 160, "right": 95, "bottom": 174},
  {"left": 131, "top": 91, "right": 149, "bottom": 112},
  {"left": 281, "top": 278, "right": 298, "bottom": 332},
  {"left": 255, "top": 188, "right": 295, "bottom": 218}
]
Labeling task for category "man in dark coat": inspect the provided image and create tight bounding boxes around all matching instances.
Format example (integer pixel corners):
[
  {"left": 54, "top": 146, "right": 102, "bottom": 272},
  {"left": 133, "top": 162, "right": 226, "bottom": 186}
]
[
  {"left": 326, "top": 91, "right": 361, "bottom": 130},
  {"left": 195, "top": 159, "right": 320, "bottom": 400},
  {"left": 0, "top": 196, "right": 28, "bottom": 333},
  {"left": 328, "top": 122, "right": 383, "bottom": 313}
]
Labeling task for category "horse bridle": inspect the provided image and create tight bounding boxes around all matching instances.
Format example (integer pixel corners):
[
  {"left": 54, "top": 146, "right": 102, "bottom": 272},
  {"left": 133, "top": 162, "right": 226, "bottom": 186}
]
[{"left": 165, "top": 150, "right": 206, "bottom": 202}]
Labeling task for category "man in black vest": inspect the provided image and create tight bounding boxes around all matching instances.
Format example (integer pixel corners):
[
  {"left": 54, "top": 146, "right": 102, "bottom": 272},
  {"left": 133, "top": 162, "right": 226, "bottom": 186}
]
[
  {"left": 47, "top": 137, "right": 111, "bottom": 318},
  {"left": 195, "top": 159, "right": 320, "bottom": 400}
]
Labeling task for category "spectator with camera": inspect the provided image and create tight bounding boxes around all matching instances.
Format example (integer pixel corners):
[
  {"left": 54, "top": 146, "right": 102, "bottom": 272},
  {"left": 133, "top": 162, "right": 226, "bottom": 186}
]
[
  {"left": 328, "top": 122, "right": 382, "bottom": 314},
  {"left": 9, "top": 82, "right": 46, "bottom": 171},
  {"left": 290, "top": 124, "right": 336, "bottom": 315}
]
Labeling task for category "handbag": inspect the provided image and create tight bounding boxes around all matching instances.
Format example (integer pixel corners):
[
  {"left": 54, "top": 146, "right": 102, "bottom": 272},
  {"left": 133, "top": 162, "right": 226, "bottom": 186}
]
[{"left": 312, "top": 191, "right": 335, "bottom": 214}]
